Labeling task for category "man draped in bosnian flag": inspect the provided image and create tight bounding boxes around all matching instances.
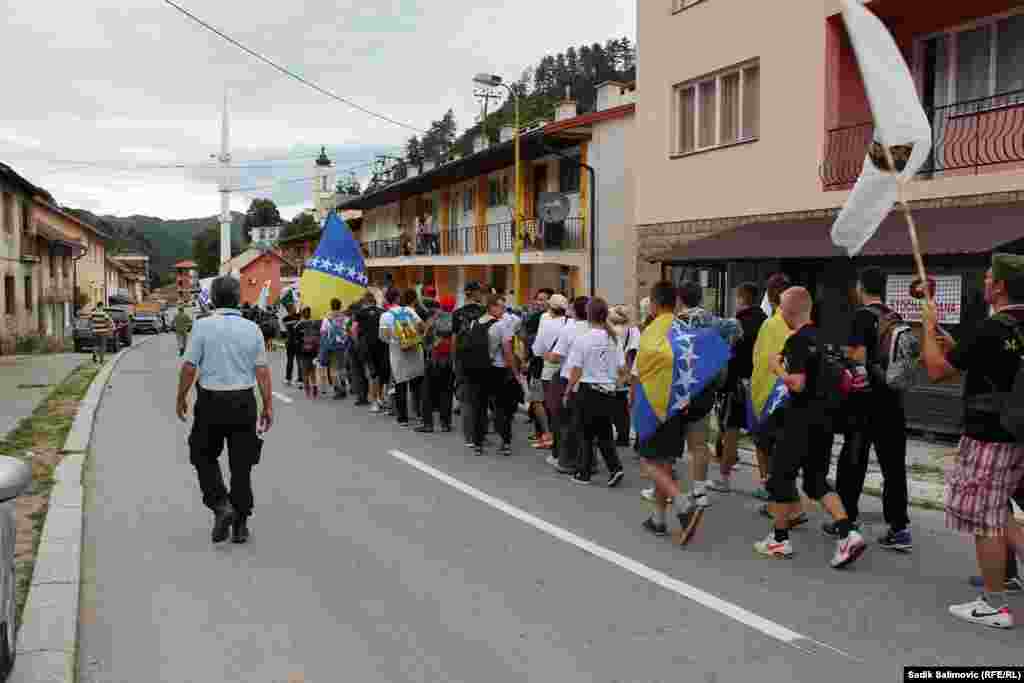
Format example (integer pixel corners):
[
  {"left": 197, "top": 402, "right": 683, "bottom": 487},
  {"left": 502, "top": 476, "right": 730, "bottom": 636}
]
[{"left": 830, "top": 0, "right": 932, "bottom": 257}]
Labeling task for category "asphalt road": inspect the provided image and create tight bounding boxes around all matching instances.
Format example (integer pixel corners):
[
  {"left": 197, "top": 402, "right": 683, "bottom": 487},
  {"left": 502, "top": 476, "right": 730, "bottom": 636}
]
[{"left": 79, "top": 334, "right": 1022, "bottom": 683}]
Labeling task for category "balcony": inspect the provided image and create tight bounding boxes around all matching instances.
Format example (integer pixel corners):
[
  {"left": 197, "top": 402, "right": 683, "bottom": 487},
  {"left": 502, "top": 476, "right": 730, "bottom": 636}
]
[
  {"left": 821, "top": 90, "right": 1024, "bottom": 190},
  {"left": 362, "top": 218, "right": 586, "bottom": 264}
]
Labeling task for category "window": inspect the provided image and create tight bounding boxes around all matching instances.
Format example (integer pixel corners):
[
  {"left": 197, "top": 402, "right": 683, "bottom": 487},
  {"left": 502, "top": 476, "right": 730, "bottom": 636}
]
[
  {"left": 2, "top": 277, "right": 12, "bottom": 315},
  {"left": 674, "top": 61, "right": 760, "bottom": 155},
  {"left": 919, "top": 11, "right": 1024, "bottom": 107},
  {"left": 488, "top": 178, "right": 501, "bottom": 208},
  {"left": 24, "top": 276, "right": 32, "bottom": 311},
  {"left": 462, "top": 187, "right": 474, "bottom": 213},
  {"left": 559, "top": 155, "right": 581, "bottom": 193}
]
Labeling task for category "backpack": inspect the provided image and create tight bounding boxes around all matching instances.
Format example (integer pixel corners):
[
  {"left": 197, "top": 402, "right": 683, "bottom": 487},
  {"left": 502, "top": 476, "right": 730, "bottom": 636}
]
[
  {"left": 812, "top": 343, "right": 855, "bottom": 419},
  {"left": 391, "top": 308, "right": 422, "bottom": 352},
  {"left": 458, "top": 318, "right": 498, "bottom": 372},
  {"left": 359, "top": 306, "right": 382, "bottom": 345},
  {"left": 322, "top": 317, "right": 346, "bottom": 353},
  {"left": 974, "top": 314, "right": 1024, "bottom": 441},
  {"left": 301, "top": 321, "right": 320, "bottom": 355},
  {"left": 863, "top": 304, "right": 920, "bottom": 391},
  {"left": 434, "top": 311, "right": 454, "bottom": 338}
]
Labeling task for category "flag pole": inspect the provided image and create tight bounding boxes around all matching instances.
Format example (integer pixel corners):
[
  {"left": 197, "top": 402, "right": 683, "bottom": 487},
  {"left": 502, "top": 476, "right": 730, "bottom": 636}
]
[{"left": 880, "top": 144, "right": 933, "bottom": 306}]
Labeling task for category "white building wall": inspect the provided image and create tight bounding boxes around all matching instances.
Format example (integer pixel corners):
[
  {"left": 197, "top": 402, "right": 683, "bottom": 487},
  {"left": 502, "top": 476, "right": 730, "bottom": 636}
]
[{"left": 587, "top": 116, "right": 635, "bottom": 306}]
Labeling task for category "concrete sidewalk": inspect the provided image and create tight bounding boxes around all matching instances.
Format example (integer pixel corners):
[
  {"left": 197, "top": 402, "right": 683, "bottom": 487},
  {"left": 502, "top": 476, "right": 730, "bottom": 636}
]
[{"left": 0, "top": 354, "right": 88, "bottom": 437}]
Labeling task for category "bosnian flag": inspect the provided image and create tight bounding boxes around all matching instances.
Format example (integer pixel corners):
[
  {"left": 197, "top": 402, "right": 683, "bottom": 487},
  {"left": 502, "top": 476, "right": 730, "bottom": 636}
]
[
  {"left": 830, "top": 0, "right": 932, "bottom": 256},
  {"left": 298, "top": 211, "right": 367, "bottom": 320},
  {"left": 746, "top": 376, "right": 791, "bottom": 433}
]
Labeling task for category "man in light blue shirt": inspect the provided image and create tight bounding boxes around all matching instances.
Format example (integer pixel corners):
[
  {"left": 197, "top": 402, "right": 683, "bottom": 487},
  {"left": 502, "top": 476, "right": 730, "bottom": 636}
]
[{"left": 176, "top": 276, "right": 273, "bottom": 545}]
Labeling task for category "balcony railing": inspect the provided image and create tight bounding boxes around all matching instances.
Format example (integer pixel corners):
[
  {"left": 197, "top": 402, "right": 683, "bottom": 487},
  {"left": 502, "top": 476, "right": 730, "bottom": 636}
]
[
  {"left": 820, "top": 89, "right": 1024, "bottom": 190},
  {"left": 363, "top": 218, "right": 586, "bottom": 261}
]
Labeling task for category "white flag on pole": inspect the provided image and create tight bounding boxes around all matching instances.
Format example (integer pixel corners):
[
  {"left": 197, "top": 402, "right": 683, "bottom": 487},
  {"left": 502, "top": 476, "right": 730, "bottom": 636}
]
[{"left": 830, "top": 0, "right": 932, "bottom": 256}]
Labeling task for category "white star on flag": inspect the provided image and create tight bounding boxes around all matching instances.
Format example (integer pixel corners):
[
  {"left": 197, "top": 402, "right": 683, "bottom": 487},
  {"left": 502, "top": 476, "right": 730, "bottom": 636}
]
[
  {"left": 670, "top": 393, "right": 690, "bottom": 413},
  {"left": 680, "top": 345, "right": 699, "bottom": 366},
  {"left": 768, "top": 384, "right": 789, "bottom": 413},
  {"left": 333, "top": 261, "right": 345, "bottom": 274},
  {"left": 674, "top": 368, "right": 697, "bottom": 392}
]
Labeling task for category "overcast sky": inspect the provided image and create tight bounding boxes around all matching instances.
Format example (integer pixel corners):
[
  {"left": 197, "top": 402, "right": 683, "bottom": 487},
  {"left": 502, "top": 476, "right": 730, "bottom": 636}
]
[{"left": 0, "top": 0, "right": 633, "bottom": 220}]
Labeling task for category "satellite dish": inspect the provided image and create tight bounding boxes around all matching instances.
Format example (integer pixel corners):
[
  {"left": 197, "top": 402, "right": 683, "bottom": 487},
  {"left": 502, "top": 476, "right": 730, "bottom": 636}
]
[{"left": 538, "top": 192, "right": 570, "bottom": 223}]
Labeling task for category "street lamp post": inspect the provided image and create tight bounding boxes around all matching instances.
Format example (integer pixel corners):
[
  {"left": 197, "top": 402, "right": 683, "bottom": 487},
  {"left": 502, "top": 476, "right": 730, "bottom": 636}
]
[{"left": 472, "top": 73, "right": 523, "bottom": 306}]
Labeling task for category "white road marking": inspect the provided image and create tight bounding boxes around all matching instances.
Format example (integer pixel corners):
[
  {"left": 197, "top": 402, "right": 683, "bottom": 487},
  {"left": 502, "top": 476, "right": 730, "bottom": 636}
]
[
  {"left": 388, "top": 448, "right": 856, "bottom": 661},
  {"left": 272, "top": 392, "right": 294, "bottom": 404}
]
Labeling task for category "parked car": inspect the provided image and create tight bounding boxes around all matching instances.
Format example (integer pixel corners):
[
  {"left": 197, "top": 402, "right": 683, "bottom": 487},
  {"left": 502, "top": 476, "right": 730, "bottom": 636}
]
[{"left": 132, "top": 311, "right": 162, "bottom": 335}]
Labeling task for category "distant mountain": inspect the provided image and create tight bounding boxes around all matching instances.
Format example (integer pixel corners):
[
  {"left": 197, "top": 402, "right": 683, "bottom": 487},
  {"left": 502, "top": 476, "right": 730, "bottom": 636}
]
[{"left": 65, "top": 208, "right": 246, "bottom": 280}]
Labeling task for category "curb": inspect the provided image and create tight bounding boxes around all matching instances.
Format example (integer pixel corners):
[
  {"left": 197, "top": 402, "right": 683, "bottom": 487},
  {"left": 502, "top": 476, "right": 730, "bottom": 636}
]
[{"left": 10, "top": 336, "right": 156, "bottom": 683}]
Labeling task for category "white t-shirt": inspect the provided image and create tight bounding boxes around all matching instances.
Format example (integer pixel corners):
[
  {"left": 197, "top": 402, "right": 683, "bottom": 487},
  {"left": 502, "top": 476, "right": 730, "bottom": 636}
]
[
  {"left": 567, "top": 328, "right": 624, "bottom": 387},
  {"left": 553, "top": 320, "right": 591, "bottom": 380},
  {"left": 480, "top": 314, "right": 517, "bottom": 368},
  {"left": 614, "top": 325, "right": 641, "bottom": 389},
  {"left": 533, "top": 315, "right": 568, "bottom": 357}
]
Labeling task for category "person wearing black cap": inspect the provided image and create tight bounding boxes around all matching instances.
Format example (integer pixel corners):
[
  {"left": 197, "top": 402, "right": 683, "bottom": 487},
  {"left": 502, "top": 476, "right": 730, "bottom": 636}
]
[{"left": 453, "top": 281, "right": 487, "bottom": 446}]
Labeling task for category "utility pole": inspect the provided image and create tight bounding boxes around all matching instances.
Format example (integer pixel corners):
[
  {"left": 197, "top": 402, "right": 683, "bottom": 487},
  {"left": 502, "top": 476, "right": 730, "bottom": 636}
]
[
  {"left": 218, "top": 88, "right": 233, "bottom": 273},
  {"left": 474, "top": 88, "right": 499, "bottom": 135}
]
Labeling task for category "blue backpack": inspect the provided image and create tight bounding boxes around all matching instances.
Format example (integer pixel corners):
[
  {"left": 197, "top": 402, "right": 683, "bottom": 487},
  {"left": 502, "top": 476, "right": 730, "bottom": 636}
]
[{"left": 322, "top": 317, "right": 347, "bottom": 353}]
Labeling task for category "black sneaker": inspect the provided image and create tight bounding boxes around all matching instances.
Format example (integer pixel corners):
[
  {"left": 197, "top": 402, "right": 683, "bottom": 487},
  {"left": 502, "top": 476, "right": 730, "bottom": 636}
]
[
  {"left": 822, "top": 521, "right": 861, "bottom": 538},
  {"left": 354, "top": 399, "right": 370, "bottom": 406},
  {"left": 473, "top": 444, "right": 484, "bottom": 457},
  {"left": 570, "top": 473, "right": 591, "bottom": 485},
  {"left": 877, "top": 527, "right": 913, "bottom": 552},
  {"left": 607, "top": 470, "right": 625, "bottom": 488},
  {"left": 211, "top": 502, "right": 236, "bottom": 544},
  {"left": 414, "top": 425, "right": 435, "bottom": 434},
  {"left": 500, "top": 442, "right": 512, "bottom": 457},
  {"left": 231, "top": 518, "right": 250, "bottom": 544},
  {"left": 642, "top": 517, "right": 668, "bottom": 536}
]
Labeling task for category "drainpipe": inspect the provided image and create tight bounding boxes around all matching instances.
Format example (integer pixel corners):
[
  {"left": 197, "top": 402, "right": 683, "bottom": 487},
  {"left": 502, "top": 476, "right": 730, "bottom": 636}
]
[
  {"left": 538, "top": 139, "right": 597, "bottom": 297},
  {"left": 72, "top": 246, "right": 86, "bottom": 317}
]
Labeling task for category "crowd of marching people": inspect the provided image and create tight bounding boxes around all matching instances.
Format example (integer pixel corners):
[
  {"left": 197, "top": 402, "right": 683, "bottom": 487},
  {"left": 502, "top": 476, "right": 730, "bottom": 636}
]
[{"left": 262, "top": 251, "right": 1024, "bottom": 632}]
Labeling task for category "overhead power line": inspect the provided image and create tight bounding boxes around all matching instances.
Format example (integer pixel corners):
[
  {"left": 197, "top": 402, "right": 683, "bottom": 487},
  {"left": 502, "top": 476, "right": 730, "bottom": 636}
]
[
  {"left": 162, "top": 0, "right": 427, "bottom": 134},
  {"left": 227, "top": 160, "right": 376, "bottom": 193}
]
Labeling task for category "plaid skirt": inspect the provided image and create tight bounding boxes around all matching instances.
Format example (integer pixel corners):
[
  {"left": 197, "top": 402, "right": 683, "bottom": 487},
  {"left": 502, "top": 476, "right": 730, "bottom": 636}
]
[{"left": 945, "top": 436, "right": 1024, "bottom": 537}]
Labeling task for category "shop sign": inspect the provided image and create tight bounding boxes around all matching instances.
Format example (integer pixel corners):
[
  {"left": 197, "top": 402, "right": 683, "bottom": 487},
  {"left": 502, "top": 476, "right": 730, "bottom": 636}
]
[{"left": 885, "top": 274, "right": 961, "bottom": 324}]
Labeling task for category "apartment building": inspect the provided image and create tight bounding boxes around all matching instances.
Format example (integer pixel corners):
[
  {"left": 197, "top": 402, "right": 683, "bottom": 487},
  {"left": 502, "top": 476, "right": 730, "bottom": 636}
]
[
  {"left": 339, "top": 86, "right": 636, "bottom": 306},
  {"left": 635, "top": 0, "right": 1024, "bottom": 433}
]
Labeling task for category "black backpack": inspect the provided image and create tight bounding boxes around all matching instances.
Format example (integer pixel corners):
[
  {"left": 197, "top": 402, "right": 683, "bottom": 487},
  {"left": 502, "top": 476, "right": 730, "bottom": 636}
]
[
  {"left": 359, "top": 306, "right": 382, "bottom": 345},
  {"left": 811, "top": 343, "right": 854, "bottom": 420},
  {"left": 458, "top": 318, "right": 498, "bottom": 372}
]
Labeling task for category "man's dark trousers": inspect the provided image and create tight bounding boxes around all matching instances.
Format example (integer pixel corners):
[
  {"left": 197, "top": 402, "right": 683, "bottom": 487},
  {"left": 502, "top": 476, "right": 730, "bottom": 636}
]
[
  {"left": 467, "top": 368, "right": 511, "bottom": 446},
  {"left": 421, "top": 359, "right": 454, "bottom": 429},
  {"left": 835, "top": 390, "right": 910, "bottom": 530},
  {"left": 188, "top": 387, "right": 261, "bottom": 518},
  {"left": 557, "top": 388, "right": 589, "bottom": 471}
]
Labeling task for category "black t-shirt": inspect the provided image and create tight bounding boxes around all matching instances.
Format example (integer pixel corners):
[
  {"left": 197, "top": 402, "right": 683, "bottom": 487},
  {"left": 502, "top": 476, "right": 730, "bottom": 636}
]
[
  {"left": 727, "top": 306, "right": 766, "bottom": 387},
  {"left": 948, "top": 306, "right": 1024, "bottom": 443},
  {"left": 782, "top": 324, "right": 821, "bottom": 410},
  {"left": 283, "top": 313, "right": 301, "bottom": 348},
  {"left": 453, "top": 302, "right": 486, "bottom": 337},
  {"left": 355, "top": 305, "right": 384, "bottom": 345}
]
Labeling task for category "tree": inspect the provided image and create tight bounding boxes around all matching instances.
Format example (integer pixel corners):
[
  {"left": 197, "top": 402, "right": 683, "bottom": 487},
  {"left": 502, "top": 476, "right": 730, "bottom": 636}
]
[
  {"left": 193, "top": 225, "right": 240, "bottom": 276},
  {"left": 243, "top": 198, "right": 282, "bottom": 244},
  {"left": 280, "top": 212, "right": 318, "bottom": 240},
  {"left": 405, "top": 136, "right": 424, "bottom": 171}
]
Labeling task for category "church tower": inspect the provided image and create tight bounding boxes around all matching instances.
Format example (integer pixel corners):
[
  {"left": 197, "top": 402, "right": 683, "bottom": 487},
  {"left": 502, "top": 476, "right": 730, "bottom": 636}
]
[{"left": 313, "top": 146, "right": 336, "bottom": 223}]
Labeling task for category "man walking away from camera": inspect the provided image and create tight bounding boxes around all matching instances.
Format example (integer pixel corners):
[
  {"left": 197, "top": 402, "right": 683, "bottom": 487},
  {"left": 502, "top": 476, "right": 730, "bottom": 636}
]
[{"left": 176, "top": 275, "right": 272, "bottom": 545}]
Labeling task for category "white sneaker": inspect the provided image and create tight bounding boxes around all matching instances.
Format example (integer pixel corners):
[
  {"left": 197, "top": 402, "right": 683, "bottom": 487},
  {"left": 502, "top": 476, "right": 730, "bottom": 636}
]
[
  {"left": 545, "top": 454, "right": 559, "bottom": 468},
  {"left": 948, "top": 597, "right": 1014, "bottom": 629},
  {"left": 754, "top": 533, "right": 794, "bottom": 559},
  {"left": 641, "top": 487, "right": 673, "bottom": 505},
  {"left": 830, "top": 530, "right": 867, "bottom": 569},
  {"left": 690, "top": 490, "right": 711, "bottom": 508},
  {"left": 369, "top": 403, "right": 383, "bottom": 414},
  {"left": 707, "top": 478, "right": 731, "bottom": 493}
]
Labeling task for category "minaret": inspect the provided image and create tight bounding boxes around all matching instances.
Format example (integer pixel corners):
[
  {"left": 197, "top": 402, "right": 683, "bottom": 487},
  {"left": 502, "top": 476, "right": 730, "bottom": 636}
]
[
  {"left": 218, "top": 89, "right": 233, "bottom": 271},
  {"left": 314, "top": 146, "right": 335, "bottom": 223}
]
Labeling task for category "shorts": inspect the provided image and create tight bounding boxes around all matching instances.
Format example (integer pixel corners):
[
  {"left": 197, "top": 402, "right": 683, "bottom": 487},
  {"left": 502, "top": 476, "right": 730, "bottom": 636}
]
[
  {"left": 766, "top": 410, "right": 834, "bottom": 504},
  {"left": 527, "top": 377, "right": 545, "bottom": 403},
  {"left": 753, "top": 407, "right": 783, "bottom": 455},
  {"left": 298, "top": 353, "right": 315, "bottom": 376},
  {"left": 945, "top": 436, "right": 1024, "bottom": 537},
  {"left": 718, "top": 381, "right": 749, "bottom": 431},
  {"left": 638, "top": 412, "right": 687, "bottom": 465}
]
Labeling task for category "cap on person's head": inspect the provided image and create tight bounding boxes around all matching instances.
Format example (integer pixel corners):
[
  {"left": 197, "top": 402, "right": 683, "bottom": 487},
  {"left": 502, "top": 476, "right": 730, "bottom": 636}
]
[
  {"left": 992, "top": 253, "right": 1024, "bottom": 283},
  {"left": 548, "top": 294, "right": 569, "bottom": 311},
  {"left": 423, "top": 285, "right": 437, "bottom": 299},
  {"left": 464, "top": 281, "right": 482, "bottom": 293},
  {"left": 439, "top": 294, "right": 456, "bottom": 312}
]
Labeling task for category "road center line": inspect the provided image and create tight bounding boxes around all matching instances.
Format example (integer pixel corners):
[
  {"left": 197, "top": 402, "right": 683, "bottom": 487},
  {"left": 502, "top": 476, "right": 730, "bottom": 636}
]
[
  {"left": 388, "top": 448, "right": 857, "bottom": 661},
  {"left": 272, "top": 391, "right": 294, "bottom": 404}
]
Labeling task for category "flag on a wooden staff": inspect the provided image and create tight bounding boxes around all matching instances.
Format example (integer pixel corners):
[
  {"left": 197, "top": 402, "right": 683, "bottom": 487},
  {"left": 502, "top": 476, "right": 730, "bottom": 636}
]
[{"left": 830, "top": 0, "right": 932, "bottom": 257}]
